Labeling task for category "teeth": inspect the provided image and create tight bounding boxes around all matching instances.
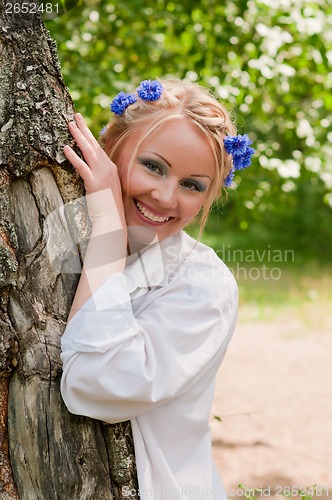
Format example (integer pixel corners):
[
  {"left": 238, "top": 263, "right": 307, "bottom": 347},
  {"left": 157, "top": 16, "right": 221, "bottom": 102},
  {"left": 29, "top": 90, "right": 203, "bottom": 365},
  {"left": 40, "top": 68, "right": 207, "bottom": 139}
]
[{"left": 136, "top": 201, "right": 169, "bottom": 223}]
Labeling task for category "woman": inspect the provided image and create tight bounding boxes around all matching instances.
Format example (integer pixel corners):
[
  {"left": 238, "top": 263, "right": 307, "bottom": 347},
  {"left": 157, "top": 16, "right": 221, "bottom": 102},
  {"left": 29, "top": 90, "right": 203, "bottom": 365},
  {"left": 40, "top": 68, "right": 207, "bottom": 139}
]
[{"left": 60, "top": 78, "right": 254, "bottom": 499}]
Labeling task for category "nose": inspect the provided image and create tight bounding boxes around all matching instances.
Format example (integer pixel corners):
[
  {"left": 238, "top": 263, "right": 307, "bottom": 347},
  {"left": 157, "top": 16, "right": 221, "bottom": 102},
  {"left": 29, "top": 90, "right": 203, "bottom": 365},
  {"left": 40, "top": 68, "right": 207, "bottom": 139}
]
[{"left": 151, "top": 179, "right": 178, "bottom": 210}]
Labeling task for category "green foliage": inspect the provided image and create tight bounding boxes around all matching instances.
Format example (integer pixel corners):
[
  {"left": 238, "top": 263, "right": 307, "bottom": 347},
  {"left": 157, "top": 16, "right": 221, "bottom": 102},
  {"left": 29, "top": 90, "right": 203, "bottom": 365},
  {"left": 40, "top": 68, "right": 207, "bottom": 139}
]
[{"left": 47, "top": 0, "right": 332, "bottom": 261}]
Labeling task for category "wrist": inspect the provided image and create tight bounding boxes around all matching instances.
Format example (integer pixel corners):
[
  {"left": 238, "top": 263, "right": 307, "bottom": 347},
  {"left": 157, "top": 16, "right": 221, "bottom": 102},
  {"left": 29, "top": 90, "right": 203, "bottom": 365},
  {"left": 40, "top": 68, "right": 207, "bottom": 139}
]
[
  {"left": 90, "top": 218, "right": 126, "bottom": 238},
  {"left": 86, "top": 188, "right": 126, "bottom": 232}
]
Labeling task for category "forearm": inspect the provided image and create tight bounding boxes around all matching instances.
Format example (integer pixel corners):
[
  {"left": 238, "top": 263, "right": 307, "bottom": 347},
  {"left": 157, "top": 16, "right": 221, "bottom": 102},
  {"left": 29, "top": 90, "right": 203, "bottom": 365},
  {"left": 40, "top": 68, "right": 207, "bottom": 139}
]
[
  {"left": 62, "top": 114, "right": 128, "bottom": 321},
  {"left": 68, "top": 191, "right": 128, "bottom": 322},
  {"left": 68, "top": 227, "right": 127, "bottom": 322}
]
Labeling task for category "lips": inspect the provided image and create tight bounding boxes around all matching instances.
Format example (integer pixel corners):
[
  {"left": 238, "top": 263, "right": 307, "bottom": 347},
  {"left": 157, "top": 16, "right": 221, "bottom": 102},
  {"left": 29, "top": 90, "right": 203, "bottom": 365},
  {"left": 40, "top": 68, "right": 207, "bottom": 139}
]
[{"left": 134, "top": 199, "right": 172, "bottom": 224}]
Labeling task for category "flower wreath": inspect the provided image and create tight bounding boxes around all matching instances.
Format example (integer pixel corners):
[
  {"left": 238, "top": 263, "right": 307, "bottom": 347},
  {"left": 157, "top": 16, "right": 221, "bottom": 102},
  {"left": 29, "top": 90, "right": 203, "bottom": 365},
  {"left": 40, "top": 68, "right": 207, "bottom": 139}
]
[{"left": 105, "top": 79, "right": 254, "bottom": 186}]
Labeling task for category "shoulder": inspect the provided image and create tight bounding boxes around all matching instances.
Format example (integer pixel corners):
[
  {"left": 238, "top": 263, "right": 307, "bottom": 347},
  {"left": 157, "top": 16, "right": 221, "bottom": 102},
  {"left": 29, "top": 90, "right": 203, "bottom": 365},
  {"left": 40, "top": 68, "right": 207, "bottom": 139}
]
[{"left": 164, "top": 231, "right": 238, "bottom": 307}]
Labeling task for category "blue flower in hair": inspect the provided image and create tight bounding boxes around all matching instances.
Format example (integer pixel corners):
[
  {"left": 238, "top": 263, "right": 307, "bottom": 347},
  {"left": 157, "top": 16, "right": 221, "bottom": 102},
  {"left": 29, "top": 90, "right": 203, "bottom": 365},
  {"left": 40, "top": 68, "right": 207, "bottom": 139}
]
[
  {"left": 137, "top": 80, "right": 163, "bottom": 101},
  {"left": 110, "top": 92, "right": 137, "bottom": 115},
  {"left": 224, "top": 134, "right": 253, "bottom": 157},
  {"left": 223, "top": 133, "right": 255, "bottom": 186},
  {"left": 224, "top": 169, "right": 235, "bottom": 187},
  {"left": 233, "top": 146, "right": 255, "bottom": 170}
]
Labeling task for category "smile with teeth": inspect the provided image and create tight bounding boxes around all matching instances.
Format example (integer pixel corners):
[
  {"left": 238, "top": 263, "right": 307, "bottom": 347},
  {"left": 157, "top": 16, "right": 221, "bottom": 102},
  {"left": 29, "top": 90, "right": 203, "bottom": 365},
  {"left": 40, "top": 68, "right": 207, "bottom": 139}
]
[{"left": 135, "top": 200, "right": 170, "bottom": 223}]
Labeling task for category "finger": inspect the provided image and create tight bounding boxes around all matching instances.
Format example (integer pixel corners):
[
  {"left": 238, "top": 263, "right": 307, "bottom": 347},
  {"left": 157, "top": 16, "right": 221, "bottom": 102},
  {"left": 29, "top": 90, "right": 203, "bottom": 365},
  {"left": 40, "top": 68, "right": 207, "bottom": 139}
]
[
  {"left": 64, "top": 145, "right": 94, "bottom": 184},
  {"left": 74, "top": 113, "right": 99, "bottom": 146},
  {"left": 68, "top": 121, "right": 117, "bottom": 179},
  {"left": 68, "top": 121, "right": 99, "bottom": 165},
  {"left": 68, "top": 120, "right": 94, "bottom": 149}
]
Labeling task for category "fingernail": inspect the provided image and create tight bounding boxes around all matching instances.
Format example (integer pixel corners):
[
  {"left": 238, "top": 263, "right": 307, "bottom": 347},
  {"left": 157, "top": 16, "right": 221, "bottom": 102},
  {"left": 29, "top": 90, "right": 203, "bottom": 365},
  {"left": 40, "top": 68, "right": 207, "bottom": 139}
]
[{"left": 75, "top": 113, "right": 82, "bottom": 120}]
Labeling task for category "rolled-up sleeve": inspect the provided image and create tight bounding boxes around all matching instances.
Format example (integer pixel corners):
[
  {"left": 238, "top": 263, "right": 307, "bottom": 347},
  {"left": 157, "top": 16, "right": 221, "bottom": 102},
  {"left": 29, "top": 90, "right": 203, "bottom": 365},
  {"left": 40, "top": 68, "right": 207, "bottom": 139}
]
[{"left": 60, "top": 261, "right": 238, "bottom": 423}]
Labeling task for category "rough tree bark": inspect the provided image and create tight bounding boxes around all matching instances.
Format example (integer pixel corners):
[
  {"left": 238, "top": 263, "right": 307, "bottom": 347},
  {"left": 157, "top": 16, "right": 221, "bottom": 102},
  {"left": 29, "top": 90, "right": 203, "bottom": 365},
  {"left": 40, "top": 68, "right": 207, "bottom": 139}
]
[{"left": 0, "top": 1, "right": 138, "bottom": 498}]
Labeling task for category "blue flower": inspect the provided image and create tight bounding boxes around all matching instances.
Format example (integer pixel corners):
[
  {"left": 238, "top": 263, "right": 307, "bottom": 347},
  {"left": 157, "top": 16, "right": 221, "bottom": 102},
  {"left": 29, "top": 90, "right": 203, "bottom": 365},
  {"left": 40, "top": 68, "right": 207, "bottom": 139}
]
[
  {"left": 223, "top": 133, "right": 255, "bottom": 186},
  {"left": 224, "top": 169, "right": 235, "bottom": 187},
  {"left": 137, "top": 80, "right": 163, "bottom": 101},
  {"left": 224, "top": 134, "right": 253, "bottom": 157},
  {"left": 233, "top": 146, "right": 255, "bottom": 170},
  {"left": 99, "top": 125, "right": 107, "bottom": 136},
  {"left": 110, "top": 92, "right": 137, "bottom": 115}
]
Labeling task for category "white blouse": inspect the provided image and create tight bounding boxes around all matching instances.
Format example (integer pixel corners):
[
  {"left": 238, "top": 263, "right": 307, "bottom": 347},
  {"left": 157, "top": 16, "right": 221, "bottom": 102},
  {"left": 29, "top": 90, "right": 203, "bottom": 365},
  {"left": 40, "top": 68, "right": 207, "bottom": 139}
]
[{"left": 60, "top": 230, "right": 238, "bottom": 499}]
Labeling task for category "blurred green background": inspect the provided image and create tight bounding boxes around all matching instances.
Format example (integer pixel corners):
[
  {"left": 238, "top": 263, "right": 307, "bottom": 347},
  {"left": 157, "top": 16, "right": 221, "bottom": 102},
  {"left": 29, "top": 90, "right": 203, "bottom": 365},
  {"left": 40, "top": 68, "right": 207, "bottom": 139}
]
[{"left": 47, "top": 0, "right": 332, "bottom": 315}]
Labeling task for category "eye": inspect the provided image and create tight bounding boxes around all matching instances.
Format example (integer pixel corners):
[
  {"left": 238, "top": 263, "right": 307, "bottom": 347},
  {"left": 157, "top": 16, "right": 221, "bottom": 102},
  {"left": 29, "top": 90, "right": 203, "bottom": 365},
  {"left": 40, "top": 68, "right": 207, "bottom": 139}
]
[
  {"left": 140, "top": 159, "right": 163, "bottom": 175},
  {"left": 181, "top": 180, "right": 204, "bottom": 192}
]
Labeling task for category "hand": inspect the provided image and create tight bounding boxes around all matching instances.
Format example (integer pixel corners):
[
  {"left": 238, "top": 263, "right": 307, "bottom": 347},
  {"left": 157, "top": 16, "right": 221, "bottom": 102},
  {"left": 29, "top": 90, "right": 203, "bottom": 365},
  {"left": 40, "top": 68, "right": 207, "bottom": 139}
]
[
  {"left": 64, "top": 113, "right": 126, "bottom": 230},
  {"left": 63, "top": 114, "right": 127, "bottom": 320}
]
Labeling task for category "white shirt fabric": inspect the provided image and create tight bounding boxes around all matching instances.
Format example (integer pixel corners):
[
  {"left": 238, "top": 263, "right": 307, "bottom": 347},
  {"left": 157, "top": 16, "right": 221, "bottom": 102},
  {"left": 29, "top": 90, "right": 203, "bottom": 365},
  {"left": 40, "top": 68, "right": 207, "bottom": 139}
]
[{"left": 60, "top": 229, "right": 238, "bottom": 499}]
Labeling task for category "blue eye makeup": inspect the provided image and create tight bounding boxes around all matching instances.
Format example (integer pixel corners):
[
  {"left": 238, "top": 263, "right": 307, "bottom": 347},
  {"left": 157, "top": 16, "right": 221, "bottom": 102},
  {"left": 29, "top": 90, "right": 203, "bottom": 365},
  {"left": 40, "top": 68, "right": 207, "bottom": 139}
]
[
  {"left": 138, "top": 157, "right": 165, "bottom": 176},
  {"left": 180, "top": 180, "right": 207, "bottom": 192},
  {"left": 137, "top": 155, "right": 208, "bottom": 192}
]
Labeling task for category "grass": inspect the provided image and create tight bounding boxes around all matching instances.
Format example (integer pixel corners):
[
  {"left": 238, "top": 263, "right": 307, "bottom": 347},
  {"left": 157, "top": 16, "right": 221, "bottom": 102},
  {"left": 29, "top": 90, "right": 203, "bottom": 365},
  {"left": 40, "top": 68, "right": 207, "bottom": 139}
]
[
  {"left": 199, "top": 230, "right": 332, "bottom": 333},
  {"left": 236, "top": 264, "right": 332, "bottom": 334}
]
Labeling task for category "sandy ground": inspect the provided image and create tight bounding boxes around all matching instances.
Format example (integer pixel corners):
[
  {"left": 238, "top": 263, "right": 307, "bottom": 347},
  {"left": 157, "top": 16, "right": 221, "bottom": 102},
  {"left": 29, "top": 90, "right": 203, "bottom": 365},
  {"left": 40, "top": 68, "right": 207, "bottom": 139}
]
[{"left": 211, "top": 310, "right": 332, "bottom": 499}]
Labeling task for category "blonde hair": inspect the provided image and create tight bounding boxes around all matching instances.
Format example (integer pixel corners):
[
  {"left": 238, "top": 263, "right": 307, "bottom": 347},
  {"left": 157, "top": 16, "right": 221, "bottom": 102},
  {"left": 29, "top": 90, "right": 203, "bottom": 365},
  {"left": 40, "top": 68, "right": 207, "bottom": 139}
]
[{"left": 99, "top": 78, "right": 236, "bottom": 235}]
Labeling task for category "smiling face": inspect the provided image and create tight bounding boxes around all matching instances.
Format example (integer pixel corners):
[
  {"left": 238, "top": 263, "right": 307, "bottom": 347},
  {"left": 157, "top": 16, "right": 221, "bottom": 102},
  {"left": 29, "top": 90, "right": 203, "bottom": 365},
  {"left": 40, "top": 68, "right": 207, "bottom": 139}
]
[{"left": 115, "top": 118, "right": 216, "bottom": 243}]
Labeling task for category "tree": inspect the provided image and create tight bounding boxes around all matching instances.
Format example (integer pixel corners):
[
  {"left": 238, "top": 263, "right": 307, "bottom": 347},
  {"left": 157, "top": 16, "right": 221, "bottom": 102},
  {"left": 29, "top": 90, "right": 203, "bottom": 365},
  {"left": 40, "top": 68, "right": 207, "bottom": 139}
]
[{"left": 0, "top": 1, "right": 138, "bottom": 498}]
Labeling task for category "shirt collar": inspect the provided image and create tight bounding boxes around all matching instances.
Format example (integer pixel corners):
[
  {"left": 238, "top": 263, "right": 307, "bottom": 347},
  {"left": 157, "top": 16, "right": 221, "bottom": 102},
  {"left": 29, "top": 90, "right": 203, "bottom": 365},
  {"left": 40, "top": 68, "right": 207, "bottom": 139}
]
[{"left": 124, "top": 230, "right": 197, "bottom": 293}]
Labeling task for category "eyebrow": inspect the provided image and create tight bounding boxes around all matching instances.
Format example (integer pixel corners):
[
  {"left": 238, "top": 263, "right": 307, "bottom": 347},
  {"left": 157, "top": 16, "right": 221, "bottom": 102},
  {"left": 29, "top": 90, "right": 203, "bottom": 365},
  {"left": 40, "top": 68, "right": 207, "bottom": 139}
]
[
  {"left": 145, "top": 151, "right": 172, "bottom": 167},
  {"left": 144, "top": 151, "right": 211, "bottom": 180}
]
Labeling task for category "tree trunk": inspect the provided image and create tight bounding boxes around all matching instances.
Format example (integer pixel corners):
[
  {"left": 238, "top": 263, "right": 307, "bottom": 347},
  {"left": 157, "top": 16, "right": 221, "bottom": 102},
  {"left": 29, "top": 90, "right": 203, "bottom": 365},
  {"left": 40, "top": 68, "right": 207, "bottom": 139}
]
[{"left": 0, "top": 1, "right": 138, "bottom": 498}]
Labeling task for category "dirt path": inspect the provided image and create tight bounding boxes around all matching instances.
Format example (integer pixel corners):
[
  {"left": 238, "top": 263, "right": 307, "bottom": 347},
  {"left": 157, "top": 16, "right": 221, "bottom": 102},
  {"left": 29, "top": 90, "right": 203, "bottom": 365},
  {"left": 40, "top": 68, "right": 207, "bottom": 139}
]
[{"left": 211, "top": 312, "right": 332, "bottom": 498}]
